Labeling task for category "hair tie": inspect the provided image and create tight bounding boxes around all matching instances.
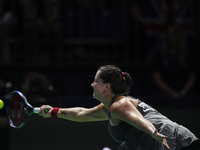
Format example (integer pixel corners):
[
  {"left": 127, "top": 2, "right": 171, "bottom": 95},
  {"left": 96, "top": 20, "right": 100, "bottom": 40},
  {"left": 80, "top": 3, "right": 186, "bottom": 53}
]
[
  {"left": 122, "top": 72, "right": 126, "bottom": 81},
  {"left": 122, "top": 72, "right": 124, "bottom": 77}
]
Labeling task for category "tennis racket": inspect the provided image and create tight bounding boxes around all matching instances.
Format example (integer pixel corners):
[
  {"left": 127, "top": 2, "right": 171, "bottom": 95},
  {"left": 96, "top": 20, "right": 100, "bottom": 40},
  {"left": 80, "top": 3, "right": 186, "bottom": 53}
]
[{"left": 7, "top": 91, "right": 49, "bottom": 128}]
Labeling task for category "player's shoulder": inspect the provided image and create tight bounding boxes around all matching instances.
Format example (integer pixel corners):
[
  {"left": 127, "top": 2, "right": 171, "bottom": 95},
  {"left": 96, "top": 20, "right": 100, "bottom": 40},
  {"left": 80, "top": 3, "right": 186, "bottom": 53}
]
[{"left": 111, "top": 97, "right": 135, "bottom": 113}]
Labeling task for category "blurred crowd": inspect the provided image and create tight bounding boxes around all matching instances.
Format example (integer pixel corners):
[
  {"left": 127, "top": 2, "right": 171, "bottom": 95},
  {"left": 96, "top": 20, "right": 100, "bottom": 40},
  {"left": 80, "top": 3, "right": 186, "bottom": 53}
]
[
  {"left": 0, "top": 0, "right": 131, "bottom": 66},
  {"left": 0, "top": 0, "right": 198, "bottom": 96},
  {"left": 0, "top": 0, "right": 197, "bottom": 67},
  {"left": 0, "top": 0, "right": 199, "bottom": 100}
]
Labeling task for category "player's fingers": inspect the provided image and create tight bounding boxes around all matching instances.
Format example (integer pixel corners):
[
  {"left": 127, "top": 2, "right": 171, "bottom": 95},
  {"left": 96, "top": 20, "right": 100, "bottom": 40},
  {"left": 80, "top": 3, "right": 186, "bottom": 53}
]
[
  {"left": 163, "top": 139, "right": 170, "bottom": 149},
  {"left": 38, "top": 105, "right": 48, "bottom": 116}
]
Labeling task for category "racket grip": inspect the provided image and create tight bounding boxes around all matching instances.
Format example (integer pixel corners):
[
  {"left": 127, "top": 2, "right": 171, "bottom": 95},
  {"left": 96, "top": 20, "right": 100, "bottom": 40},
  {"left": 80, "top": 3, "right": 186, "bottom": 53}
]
[
  {"left": 33, "top": 107, "right": 40, "bottom": 113},
  {"left": 33, "top": 107, "right": 49, "bottom": 114}
]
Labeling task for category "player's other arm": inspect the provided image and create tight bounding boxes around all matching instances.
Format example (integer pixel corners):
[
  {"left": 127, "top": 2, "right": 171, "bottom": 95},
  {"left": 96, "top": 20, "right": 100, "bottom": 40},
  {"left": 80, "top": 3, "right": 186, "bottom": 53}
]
[{"left": 39, "top": 103, "right": 109, "bottom": 122}]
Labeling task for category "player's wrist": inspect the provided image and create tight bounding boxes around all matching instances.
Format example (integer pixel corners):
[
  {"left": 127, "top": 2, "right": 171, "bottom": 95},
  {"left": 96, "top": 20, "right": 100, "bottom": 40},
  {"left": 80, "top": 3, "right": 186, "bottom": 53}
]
[{"left": 51, "top": 107, "right": 61, "bottom": 118}]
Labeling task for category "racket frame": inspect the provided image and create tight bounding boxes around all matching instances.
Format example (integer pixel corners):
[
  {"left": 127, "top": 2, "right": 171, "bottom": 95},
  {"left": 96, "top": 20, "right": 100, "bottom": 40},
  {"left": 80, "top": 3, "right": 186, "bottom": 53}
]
[{"left": 7, "top": 91, "right": 39, "bottom": 128}]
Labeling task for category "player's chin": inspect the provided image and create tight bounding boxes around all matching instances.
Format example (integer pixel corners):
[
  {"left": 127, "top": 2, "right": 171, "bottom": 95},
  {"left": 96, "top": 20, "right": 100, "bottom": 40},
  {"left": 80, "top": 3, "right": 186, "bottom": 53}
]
[
  {"left": 93, "top": 91, "right": 99, "bottom": 99},
  {"left": 92, "top": 92, "right": 96, "bottom": 98}
]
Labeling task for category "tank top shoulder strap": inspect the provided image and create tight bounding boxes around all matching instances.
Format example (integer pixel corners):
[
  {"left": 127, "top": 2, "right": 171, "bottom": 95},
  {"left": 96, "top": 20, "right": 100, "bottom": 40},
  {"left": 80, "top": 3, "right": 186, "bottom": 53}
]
[
  {"left": 109, "top": 93, "right": 127, "bottom": 119},
  {"left": 110, "top": 93, "right": 127, "bottom": 107}
]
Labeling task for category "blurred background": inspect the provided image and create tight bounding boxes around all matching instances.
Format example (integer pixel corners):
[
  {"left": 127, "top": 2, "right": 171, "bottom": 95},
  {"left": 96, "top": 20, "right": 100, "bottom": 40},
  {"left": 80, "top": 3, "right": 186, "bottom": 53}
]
[{"left": 0, "top": 0, "right": 200, "bottom": 149}]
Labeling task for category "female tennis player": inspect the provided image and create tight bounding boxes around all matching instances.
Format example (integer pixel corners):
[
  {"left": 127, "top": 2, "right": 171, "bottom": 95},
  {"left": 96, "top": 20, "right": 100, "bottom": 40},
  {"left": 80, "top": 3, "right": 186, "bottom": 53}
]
[{"left": 39, "top": 65, "right": 200, "bottom": 150}]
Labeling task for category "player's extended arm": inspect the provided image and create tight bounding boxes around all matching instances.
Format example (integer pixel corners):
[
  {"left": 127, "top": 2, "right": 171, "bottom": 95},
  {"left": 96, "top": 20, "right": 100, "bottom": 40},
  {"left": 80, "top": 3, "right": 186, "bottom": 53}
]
[{"left": 39, "top": 103, "right": 109, "bottom": 122}]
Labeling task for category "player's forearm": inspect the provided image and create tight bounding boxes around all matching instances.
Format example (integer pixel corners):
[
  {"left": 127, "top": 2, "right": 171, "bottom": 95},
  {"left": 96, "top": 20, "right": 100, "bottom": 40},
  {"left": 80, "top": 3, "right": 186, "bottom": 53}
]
[
  {"left": 56, "top": 107, "right": 89, "bottom": 122},
  {"left": 133, "top": 117, "right": 156, "bottom": 136},
  {"left": 134, "top": 118, "right": 169, "bottom": 148},
  {"left": 39, "top": 104, "right": 108, "bottom": 122}
]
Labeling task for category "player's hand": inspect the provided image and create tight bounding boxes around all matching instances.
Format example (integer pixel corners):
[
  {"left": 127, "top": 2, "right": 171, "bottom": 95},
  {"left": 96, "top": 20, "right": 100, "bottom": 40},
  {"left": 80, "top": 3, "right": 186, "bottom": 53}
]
[
  {"left": 152, "top": 129, "right": 170, "bottom": 149},
  {"left": 39, "top": 105, "right": 53, "bottom": 118}
]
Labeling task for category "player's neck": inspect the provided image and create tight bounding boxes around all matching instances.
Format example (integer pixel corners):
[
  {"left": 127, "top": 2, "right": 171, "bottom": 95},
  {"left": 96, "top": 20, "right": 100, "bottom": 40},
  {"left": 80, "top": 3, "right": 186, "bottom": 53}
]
[{"left": 102, "top": 93, "right": 115, "bottom": 110}]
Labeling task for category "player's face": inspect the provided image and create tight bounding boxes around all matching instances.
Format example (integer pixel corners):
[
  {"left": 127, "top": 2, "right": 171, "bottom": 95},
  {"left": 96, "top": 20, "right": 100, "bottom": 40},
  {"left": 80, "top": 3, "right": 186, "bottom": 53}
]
[{"left": 91, "top": 70, "right": 106, "bottom": 100}]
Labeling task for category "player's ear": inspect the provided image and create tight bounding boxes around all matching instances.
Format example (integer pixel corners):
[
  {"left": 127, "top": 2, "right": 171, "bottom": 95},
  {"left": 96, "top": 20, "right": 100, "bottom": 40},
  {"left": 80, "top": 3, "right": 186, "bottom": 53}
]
[{"left": 103, "top": 83, "right": 111, "bottom": 93}]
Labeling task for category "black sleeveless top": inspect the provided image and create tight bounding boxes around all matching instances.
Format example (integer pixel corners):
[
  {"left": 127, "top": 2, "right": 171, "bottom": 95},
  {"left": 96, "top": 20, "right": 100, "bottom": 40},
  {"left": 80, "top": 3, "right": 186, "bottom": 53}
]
[{"left": 108, "top": 94, "right": 133, "bottom": 143}]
